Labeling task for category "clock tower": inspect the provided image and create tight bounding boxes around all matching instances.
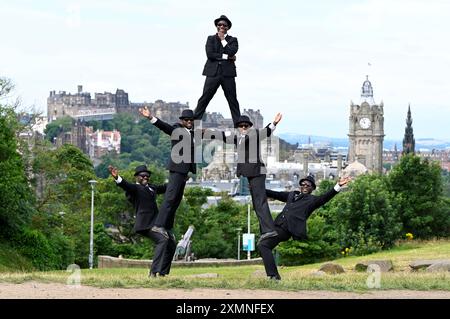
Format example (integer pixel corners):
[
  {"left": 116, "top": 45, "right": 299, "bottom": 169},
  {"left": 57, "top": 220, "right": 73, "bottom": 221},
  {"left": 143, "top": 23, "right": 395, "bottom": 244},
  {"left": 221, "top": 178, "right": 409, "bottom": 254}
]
[{"left": 348, "top": 76, "right": 384, "bottom": 174}]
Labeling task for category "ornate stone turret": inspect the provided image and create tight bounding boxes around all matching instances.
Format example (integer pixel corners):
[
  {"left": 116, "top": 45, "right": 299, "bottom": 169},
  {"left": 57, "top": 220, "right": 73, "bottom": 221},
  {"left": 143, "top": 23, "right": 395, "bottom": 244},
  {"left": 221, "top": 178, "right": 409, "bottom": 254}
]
[
  {"left": 348, "top": 76, "right": 384, "bottom": 173},
  {"left": 402, "top": 104, "right": 415, "bottom": 155}
]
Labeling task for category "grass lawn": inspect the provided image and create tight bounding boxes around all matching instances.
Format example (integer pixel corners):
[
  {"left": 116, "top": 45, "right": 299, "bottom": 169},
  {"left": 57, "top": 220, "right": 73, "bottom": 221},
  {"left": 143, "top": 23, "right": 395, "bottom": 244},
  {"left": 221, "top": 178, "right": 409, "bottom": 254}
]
[{"left": 1, "top": 240, "right": 449, "bottom": 292}]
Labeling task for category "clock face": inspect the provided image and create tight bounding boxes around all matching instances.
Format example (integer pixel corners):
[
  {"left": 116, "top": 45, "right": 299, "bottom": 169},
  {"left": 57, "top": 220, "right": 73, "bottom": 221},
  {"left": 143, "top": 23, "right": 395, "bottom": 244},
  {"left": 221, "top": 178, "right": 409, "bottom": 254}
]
[{"left": 359, "top": 117, "right": 371, "bottom": 129}]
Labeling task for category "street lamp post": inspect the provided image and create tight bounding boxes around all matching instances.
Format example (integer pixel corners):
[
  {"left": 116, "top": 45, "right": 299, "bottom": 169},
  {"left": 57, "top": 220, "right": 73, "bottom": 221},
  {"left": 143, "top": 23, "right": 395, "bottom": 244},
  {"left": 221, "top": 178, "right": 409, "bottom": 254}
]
[
  {"left": 59, "top": 211, "right": 65, "bottom": 231},
  {"left": 236, "top": 227, "right": 242, "bottom": 260},
  {"left": 247, "top": 197, "right": 251, "bottom": 260},
  {"left": 88, "top": 180, "right": 97, "bottom": 270}
]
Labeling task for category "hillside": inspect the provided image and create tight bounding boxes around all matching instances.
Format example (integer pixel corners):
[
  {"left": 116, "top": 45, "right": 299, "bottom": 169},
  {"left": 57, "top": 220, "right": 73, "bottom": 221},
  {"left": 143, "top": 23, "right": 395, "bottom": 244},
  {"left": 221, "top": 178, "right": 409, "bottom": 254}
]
[{"left": 0, "top": 242, "right": 34, "bottom": 272}]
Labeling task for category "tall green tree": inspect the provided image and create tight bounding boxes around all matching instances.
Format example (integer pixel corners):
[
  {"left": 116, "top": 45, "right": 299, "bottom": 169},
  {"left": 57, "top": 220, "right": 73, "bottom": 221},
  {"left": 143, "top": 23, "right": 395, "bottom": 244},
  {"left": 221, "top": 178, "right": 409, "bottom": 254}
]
[
  {"left": 0, "top": 78, "right": 35, "bottom": 238},
  {"left": 91, "top": 112, "right": 171, "bottom": 177},
  {"left": 43, "top": 116, "right": 73, "bottom": 142},
  {"left": 32, "top": 143, "right": 97, "bottom": 267},
  {"left": 325, "top": 174, "right": 402, "bottom": 254},
  {"left": 387, "top": 154, "right": 450, "bottom": 238}
]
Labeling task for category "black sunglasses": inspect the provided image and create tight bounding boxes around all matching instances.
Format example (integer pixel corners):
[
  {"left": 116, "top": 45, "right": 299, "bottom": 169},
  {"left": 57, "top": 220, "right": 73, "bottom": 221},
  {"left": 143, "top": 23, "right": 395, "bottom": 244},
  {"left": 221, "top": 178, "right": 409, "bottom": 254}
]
[
  {"left": 139, "top": 173, "right": 150, "bottom": 178},
  {"left": 238, "top": 124, "right": 249, "bottom": 128},
  {"left": 217, "top": 23, "right": 228, "bottom": 27},
  {"left": 300, "top": 183, "right": 312, "bottom": 187},
  {"left": 182, "top": 118, "right": 194, "bottom": 122}
]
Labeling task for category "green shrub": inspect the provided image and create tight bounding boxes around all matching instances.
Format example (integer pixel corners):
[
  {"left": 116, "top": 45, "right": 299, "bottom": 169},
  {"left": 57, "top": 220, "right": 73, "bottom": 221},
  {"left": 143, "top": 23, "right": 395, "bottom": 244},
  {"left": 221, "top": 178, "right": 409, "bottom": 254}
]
[
  {"left": 388, "top": 154, "right": 450, "bottom": 238},
  {"left": 13, "top": 228, "right": 57, "bottom": 270},
  {"left": 327, "top": 174, "right": 403, "bottom": 253},
  {"left": 12, "top": 228, "right": 75, "bottom": 271},
  {"left": 277, "top": 214, "right": 339, "bottom": 265},
  {"left": 49, "top": 232, "right": 75, "bottom": 269}
]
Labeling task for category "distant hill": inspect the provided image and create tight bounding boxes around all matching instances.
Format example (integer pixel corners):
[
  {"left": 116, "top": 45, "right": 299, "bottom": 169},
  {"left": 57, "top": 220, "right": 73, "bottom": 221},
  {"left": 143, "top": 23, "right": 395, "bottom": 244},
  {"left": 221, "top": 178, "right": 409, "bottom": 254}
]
[{"left": 279, "top": 133, "right": 450, "bottom": 151}]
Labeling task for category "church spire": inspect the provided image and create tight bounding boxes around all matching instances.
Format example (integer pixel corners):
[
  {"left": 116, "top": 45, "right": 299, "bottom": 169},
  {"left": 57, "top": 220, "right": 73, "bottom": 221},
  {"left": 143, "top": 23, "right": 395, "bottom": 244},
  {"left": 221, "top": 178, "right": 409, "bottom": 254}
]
[
  {"left": 361, "top": 75, "right": 375, "bottom": 105},
  {"left": 402, "top": 104, "right": 415, "bottom": 155}
]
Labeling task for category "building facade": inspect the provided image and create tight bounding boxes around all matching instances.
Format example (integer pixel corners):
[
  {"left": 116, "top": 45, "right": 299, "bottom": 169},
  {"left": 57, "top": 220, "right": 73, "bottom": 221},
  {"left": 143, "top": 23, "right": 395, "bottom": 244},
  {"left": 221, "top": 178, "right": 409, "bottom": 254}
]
[{"left": 348, "top": 76, "right": 384, "bottom": 174}]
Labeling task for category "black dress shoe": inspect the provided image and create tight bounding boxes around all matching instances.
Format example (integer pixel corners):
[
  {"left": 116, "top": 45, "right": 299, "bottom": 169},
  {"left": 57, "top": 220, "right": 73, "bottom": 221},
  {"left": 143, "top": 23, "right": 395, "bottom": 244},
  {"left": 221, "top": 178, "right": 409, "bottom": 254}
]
[
  {"left": 268, "top": 275, "right": 281, "bottom": 281},
  {"left": 257, "top": 230, "right": 278, "bottom": 244},
  {"left": 151, "top": 226, "right": 169, "bottom": 239}
]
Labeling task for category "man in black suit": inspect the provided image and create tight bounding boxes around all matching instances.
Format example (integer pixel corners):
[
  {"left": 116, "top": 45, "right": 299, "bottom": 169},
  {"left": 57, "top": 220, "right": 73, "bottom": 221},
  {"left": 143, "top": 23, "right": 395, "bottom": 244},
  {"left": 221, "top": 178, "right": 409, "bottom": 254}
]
[
  {"left": 194, "top": 15, "right": 241, "bottom": 127},
  {"left": 139, "top": 106, "right": 198, "bottom": 239},
  {"left": 108, "top": 164, "right": 176, "bottom": 277},
  {"left": 211, "top": 113, "right": 282, "bottom": 242},
  {"left": 260, "top": 175, "right": 352, "bottom": 280}
]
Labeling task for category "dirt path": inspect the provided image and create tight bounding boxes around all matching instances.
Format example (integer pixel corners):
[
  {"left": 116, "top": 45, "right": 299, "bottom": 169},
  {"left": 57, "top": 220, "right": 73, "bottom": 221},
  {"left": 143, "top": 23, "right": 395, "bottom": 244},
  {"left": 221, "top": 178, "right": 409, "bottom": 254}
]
[{"left": 1, "top": 281, "right": 449, "bottom": 299}]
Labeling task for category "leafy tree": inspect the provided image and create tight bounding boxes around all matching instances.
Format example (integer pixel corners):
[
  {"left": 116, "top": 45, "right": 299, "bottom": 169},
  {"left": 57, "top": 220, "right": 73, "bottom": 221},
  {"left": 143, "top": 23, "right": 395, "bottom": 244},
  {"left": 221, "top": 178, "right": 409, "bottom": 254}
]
[
  {"left": 0, "top": 78, "right": 35, "bottom": 238},
  {"left": 387, "top": 154, "right": 450, "bottom": 238},
  {"left": 442, "top": 170, "right": 450, "bottom": 198},
  {"left": 325, "top": 174, "right": 402, "bottom": 254},
  {"left": 91, "top": 112, "right": 171, "bottom": 177},
  {"left": 31, "top": 143, "right": 96, "bottom": 267},
  {"left": 43, "top": 116, "right": 73, "bottom": 142}
]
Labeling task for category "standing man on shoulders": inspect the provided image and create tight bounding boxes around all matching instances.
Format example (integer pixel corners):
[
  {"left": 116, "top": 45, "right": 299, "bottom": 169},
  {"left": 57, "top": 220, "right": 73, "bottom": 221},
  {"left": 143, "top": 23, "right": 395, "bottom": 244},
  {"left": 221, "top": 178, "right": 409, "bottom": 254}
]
[
  {"left": 260, "top": 175, "right": 352, "bottom": 280},
  {"left": 194, "top": 15, "right": 241, "bottom": 127},
  {"left": 108, "top": 164, "right": 175, "bottom": 277},
  {"left": 209, "top": 113, "right": 282, "bottom": 243},
  {"left": 139, "top": 106, "right": 197, "bottom": 240}
]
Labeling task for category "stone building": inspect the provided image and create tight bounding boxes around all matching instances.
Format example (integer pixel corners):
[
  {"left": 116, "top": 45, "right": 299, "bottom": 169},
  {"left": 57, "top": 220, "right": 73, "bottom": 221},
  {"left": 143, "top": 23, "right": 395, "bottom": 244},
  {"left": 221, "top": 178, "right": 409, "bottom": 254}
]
[
  {"left": 47, "top": 85, "right": 128, "bottom": 122},
  {"left": 54, "top": 119, "right": 90, "bottom": 154},
  {"left": 242, "top": 108, "right": 264, "bottom": 129},
  {"left": 89, "top": 129, "right": 121, "bottom": 158},
  {"left": 347, "top": 76, "right": 384, "bottom": 174}
]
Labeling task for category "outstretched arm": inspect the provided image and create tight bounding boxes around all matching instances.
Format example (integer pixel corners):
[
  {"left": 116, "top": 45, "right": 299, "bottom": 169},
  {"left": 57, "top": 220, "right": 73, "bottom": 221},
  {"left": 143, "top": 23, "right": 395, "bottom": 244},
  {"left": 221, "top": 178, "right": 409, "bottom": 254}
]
[
  {"left": 266, "top": 189, "right": 290, "bottom": 202},
  {"left": 108, "top": 165, "right": 137, "bottom": 194},
  {"left": 273, "top": 113, "right": 282, "bottom": 126},
  {"left": 310, "top": 176, "right": 353, "bottom": 213},
  {"left": 108, "top": 165, "right": 119, "bottom": 180},
  {"left": 139, "top": 106, "right": 174, "bottom": 135},
  {"left": 260, "top": 112, "right": 282, "bottom": 140},
  {"left": 337, "top": 176, "right": 352, "bottom": 187},
  {"left": 138, "top": 106, "right": 153, "bottom": 121}
]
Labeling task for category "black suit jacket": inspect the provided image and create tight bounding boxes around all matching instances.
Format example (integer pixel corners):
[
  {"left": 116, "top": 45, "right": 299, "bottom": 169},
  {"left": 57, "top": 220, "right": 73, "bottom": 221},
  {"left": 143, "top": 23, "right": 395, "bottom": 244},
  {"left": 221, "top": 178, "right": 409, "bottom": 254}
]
[
  {"left": 153, "top": 118, "right": 200, "bottom": 174},
  {"left": 266, "top": 188, "right": 338, "bottom": 240},
  {"left": 219, "top": 124, "right": 273, "bottom": 177},
  {"left": 116, "top": 178, "right": 167, "bottom": 232},
  {"left": 202, "top": 34, "right": 238, "bottom": 77}
]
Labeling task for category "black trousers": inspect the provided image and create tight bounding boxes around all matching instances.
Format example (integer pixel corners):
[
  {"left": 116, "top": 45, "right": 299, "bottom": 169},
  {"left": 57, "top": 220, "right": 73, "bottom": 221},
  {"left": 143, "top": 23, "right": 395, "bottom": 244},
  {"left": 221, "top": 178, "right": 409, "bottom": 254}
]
[
  {"left": 248, "top": 174, "right": 276, "bottom": 234},
  {"left": 257, "top": 224, "right": 291, "bottom": 278},
  {"left": 194, "top": 69, "right": 241, "bottom": 126},
  {"left": 154, "top": 171, "right": 187, "bottom": 229},
  {"left": 138, "top": 229, "right": 177, "bottom": 275}
]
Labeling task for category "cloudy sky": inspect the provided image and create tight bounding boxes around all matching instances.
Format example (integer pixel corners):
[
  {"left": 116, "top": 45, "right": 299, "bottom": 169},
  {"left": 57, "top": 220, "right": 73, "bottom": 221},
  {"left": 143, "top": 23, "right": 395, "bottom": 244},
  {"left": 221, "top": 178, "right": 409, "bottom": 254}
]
[{"left": 1, "top": 0, "right": 450, "bottom": 140}]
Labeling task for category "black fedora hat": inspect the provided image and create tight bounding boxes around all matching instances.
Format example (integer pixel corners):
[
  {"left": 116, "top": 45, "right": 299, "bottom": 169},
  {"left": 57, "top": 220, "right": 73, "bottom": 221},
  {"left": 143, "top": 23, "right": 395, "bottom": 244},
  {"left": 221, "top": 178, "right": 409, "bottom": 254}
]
[
  {"left": 134, "top": 165, "right": 151, "bottom": 176},
  {"left": 179, "top": 109, "right": 195, "bottom": 120},
  {"left": 299, "top": 175, "right": 316, "bottom": 190},
  {"left": 214, "top": 15, "right": 232, "bottom": 29},
  {"left": 236, "top": 115, "right": 253, "bottom": 127}
]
